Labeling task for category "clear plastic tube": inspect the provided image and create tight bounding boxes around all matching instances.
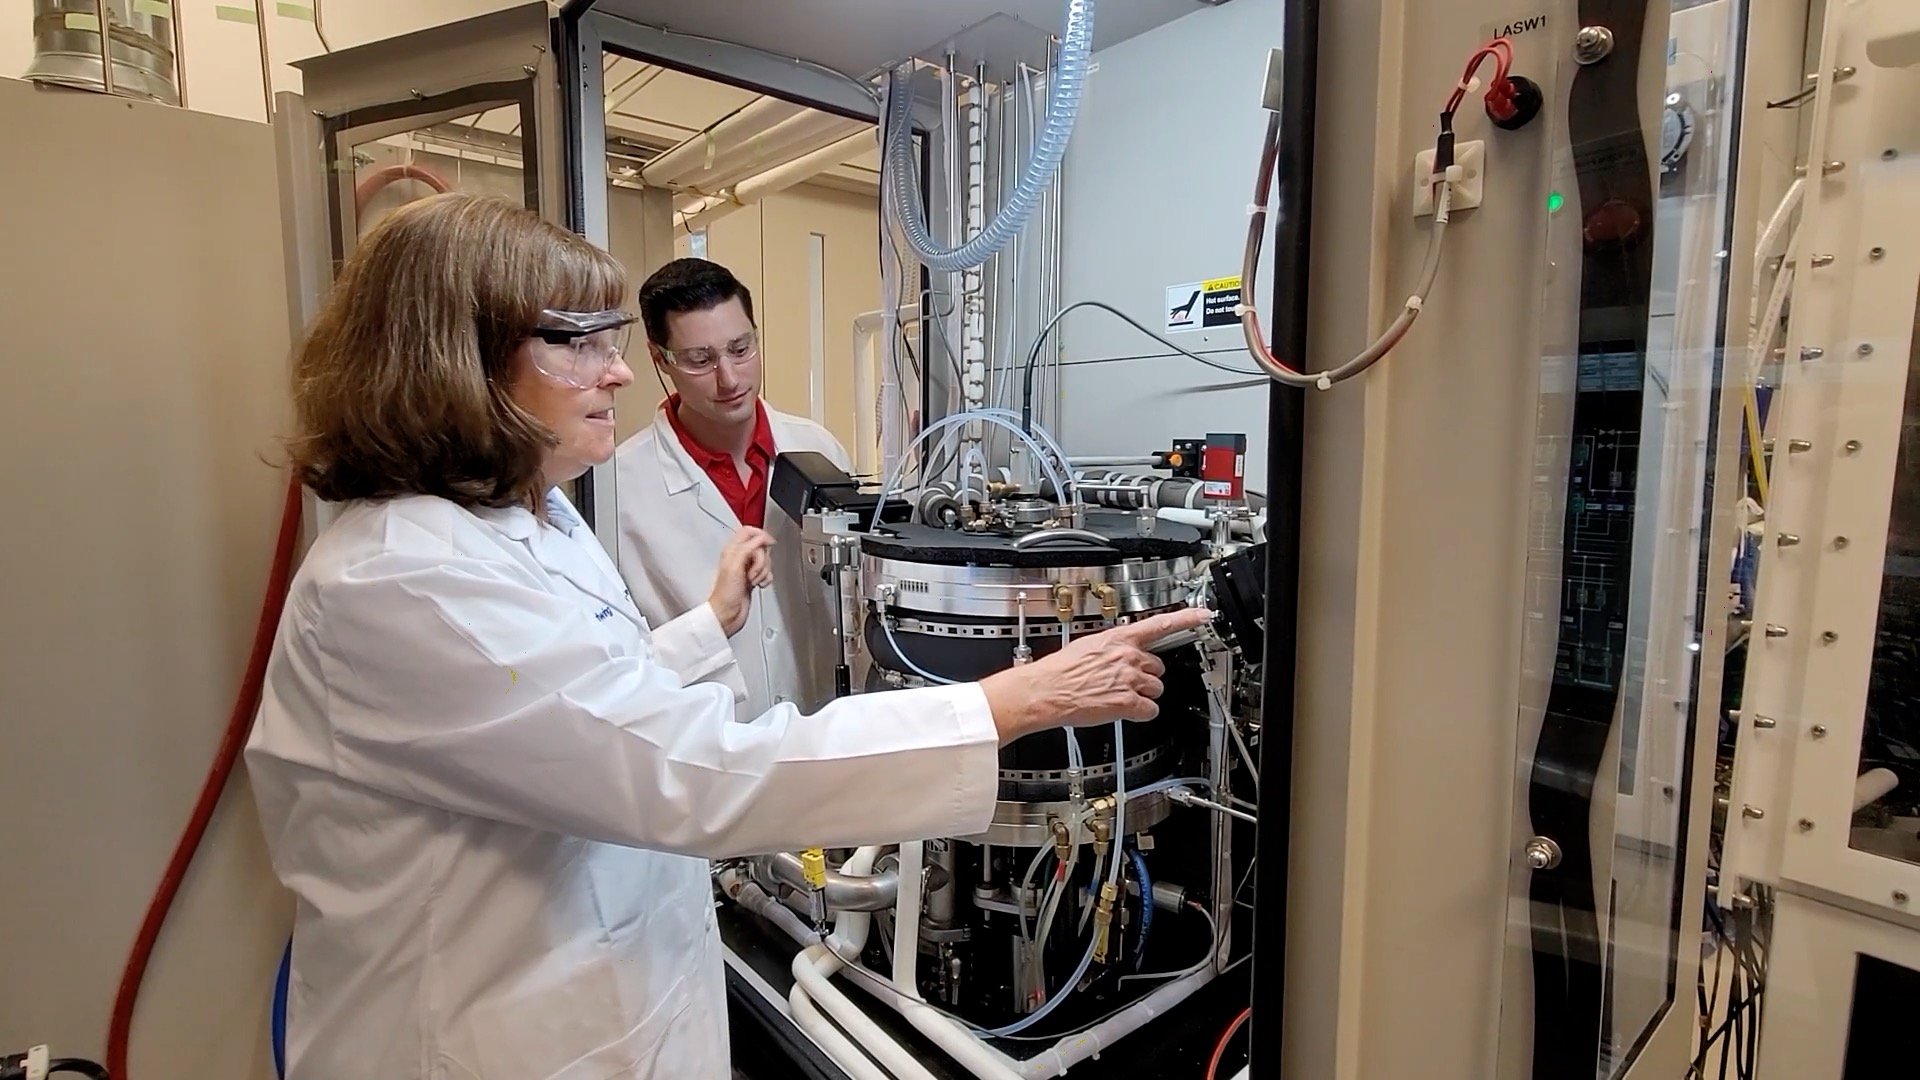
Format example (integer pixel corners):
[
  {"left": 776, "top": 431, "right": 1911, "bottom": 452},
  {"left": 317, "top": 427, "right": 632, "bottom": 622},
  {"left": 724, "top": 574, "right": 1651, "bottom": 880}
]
[
  {"left": 880, "top": 1, "right": 1095, "bottom": 272},
  {"left": 873, "top": 410, "right": 1074, "bottom": 527},
  {"left": 987, "top": 722, "right": 1126, "bottom": 1038}
]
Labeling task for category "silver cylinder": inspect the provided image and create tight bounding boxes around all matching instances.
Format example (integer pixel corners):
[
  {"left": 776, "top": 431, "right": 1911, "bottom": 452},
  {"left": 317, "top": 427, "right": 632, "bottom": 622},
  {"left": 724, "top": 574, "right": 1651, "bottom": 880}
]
[
  {"left": 25, "top": 0, "right": 181, "bottom": 105},
  {"left": 756, "top": 851, "right": 900, "bottom": 912}
]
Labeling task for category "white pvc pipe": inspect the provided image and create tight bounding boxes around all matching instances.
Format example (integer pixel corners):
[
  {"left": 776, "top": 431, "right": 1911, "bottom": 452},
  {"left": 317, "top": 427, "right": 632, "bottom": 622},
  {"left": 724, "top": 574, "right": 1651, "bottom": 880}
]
[
  {"left": 678, "top": 130, "right": 877, "bottom": 231},
  {"left": 789, "top": 847, "right": 939, "bottom": 1080},
  {"left": 789, "top": 982, "right": 892, "bottom": 1080},
  {"left": 888, "top": 842, "right": 1025, "bottom": 1080},
  {"left": 746, "top": 851, "right": 1212, "bottom": 1080},
  {"left": 730, "top": 882, "right": 885, "bottom": 1079},
  {"left": 641, "top": 96, "right": 802, "bottom": 185},
  {"left": 1854, "top": 768, "right": 1900, "bottom": 813}
]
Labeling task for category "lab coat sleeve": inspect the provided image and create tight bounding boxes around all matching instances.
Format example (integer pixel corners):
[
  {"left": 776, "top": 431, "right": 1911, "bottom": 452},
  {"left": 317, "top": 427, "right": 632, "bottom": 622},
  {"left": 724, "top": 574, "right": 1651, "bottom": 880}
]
[
  {"left": 312, "top": 551, "right": 1001, "bottom": 856},
  {"left": 649, "top": 602, "right": 745, "bottom": 701}
]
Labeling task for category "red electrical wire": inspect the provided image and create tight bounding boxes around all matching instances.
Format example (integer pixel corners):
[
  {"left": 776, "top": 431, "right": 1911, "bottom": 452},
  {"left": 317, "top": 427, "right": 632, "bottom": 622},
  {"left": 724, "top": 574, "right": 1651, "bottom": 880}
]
[
  {"left": 106, "top": 475, "right": 305, "bottom": 1080},
  {"left": 1206, "top": 1007, "right": 1253, "bottom": 1080},
  {"left": 1445, "top": 37, "right": 1515, "bottom": 115}
]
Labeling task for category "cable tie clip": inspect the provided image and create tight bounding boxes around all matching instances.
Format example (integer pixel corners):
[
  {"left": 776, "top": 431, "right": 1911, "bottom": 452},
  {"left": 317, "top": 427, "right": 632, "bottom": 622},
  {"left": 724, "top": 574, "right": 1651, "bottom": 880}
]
[
  {"left": 1404, "top": 295, "right": 1424, "bottom": 312},
  {"left": 1315, "top": 374, "right": 1333, "bottom": 391},
  {"left": 1232, "top": 303, "right": 1254, "bottom": 317},
  {"left": 1246, "top": 202, "right": 1271, "bottom": 216}
]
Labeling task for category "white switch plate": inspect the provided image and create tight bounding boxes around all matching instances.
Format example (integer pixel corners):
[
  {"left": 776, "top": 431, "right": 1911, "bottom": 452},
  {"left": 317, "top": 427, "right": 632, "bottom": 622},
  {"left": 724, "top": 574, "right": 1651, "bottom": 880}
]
[{"left": 1412, "top": 139, "right": 1485, "bottom": 217}]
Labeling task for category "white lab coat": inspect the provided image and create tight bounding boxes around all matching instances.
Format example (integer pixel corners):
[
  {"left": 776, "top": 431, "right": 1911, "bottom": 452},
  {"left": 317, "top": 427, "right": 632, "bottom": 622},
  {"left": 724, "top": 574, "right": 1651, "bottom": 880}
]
[
  {"left": 614, "top": 403, "right": 851, "bottom": 719},
  {"left": 243, "top": 489, "right": 1000, "bottom": 1080}
]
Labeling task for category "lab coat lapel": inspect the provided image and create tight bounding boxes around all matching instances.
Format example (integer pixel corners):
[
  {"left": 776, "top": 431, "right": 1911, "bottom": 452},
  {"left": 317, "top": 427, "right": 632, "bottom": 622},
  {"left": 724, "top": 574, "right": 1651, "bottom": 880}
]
[
  {"left": 651, "top": 409, "right": 743, "bottom": 537},
  {"left": 525, "top": 492, "right": 644, "bottom": 630}
]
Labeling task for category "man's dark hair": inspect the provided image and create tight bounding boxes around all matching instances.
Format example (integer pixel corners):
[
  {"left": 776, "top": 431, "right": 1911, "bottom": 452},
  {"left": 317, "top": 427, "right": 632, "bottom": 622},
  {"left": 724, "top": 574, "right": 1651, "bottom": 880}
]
[{"left": 637, "top": 258, "right": 756, "bottom": 347}]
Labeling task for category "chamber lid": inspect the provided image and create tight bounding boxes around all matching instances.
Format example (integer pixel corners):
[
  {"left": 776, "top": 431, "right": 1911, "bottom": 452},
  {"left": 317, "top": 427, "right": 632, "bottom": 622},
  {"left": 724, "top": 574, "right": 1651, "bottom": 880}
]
[{"left": 858, "top": 509, "right": 1205, "bottom": 568}]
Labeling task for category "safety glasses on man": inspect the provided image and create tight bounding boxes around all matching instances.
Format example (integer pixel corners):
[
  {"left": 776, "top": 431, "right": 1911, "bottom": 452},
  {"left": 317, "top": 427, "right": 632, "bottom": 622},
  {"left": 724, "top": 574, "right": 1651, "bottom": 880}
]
[
  {"left": 529, "top": 307, "right": 636, "bottom": 388},
  {"left": 657, "top": 328, "right": 760, "bottom": 376}
]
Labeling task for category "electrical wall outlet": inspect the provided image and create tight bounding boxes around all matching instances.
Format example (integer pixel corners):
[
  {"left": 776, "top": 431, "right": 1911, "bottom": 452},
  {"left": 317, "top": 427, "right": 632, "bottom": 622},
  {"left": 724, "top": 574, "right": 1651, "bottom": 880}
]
[{"left": 1412, "top": 139, "right": 1485, "bottom": 217}]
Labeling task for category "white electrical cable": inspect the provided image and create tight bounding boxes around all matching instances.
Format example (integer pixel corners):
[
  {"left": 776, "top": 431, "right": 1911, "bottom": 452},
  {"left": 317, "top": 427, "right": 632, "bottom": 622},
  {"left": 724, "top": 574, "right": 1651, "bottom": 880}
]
[{"left": 1748, "top": 177, "right": 1806, "bottom": 335}]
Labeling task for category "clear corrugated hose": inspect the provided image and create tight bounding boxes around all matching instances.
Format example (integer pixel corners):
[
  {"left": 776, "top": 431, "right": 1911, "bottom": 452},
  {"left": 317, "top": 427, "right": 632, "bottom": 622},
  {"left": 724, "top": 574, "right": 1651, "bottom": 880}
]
[{"left": 881, "top": 0, "right": 1095, "bottom": 273}]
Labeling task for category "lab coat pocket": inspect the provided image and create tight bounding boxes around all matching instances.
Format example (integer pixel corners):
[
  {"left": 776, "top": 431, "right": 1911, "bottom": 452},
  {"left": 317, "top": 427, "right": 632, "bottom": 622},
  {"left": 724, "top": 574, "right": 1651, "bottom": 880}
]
[{"left": 459, "top": 962, "right": 712, "bottom": 1080}]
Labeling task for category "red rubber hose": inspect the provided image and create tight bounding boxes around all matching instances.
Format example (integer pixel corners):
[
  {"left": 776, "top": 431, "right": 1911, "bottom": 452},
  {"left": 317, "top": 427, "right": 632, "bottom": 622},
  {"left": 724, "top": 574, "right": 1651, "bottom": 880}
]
[
  {"left": 106, "top": 475, "right": 305, "bottom": 1080},
  {"left": 1206, "top": 1007, "right": 1253, "bottom": 1080}
]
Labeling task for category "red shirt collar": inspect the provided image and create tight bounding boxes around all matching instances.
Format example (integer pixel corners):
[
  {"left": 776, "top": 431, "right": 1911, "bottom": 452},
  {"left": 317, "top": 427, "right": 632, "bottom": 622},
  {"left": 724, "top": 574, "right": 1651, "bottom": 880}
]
[{"left": 664, "top": 394, "right": 774, "bottom": 466}]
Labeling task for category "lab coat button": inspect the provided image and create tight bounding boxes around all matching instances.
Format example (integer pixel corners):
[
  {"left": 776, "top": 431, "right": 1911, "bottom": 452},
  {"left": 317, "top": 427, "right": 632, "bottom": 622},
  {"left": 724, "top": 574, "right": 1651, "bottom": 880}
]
[{"left": 765, "top": 627, "right": 778, "bottom": 641}]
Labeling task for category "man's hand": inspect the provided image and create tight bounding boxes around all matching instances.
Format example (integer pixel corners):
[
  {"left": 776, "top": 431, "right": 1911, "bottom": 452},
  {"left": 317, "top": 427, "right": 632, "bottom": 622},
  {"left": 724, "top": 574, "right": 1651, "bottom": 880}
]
[{"left": 708, "top": 527, "right": 775, "bottom": 636}]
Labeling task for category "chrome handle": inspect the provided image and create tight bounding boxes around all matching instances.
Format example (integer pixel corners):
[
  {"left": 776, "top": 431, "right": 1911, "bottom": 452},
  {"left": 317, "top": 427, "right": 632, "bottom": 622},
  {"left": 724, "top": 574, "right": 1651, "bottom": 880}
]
[
  {"left": 1524, "top": 836, "right": 1562, "bottom": 870},
  {"left": 1013, "top": 528, "right": 1113, "bottom": 549}
]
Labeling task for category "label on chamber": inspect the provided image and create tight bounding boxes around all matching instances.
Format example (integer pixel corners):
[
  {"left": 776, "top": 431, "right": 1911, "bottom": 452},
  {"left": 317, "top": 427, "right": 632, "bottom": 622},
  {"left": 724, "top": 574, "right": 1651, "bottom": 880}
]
[{"left": 1164, "top": 275, "right": 1241, "bottom": 334}]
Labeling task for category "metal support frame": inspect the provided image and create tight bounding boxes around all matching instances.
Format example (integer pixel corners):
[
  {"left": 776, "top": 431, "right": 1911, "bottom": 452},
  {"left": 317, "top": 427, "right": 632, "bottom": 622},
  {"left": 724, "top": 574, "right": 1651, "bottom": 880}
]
[{"left": 1249, "top": 0, "right": 1315, "bottom": 1072}]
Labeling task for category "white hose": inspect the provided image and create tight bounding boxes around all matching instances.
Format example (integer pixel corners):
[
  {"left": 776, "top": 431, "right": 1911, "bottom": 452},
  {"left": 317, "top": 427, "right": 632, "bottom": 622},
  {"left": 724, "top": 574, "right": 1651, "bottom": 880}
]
[
  {"left": 1016, "top": 967, "right": 1217, "bottom": 1077},
  {"left": 790, "top": 848, "right": 940, "bottom": 1080},
  {"left": 881, "top": 1, "right": 1094, "bottom": 271},
  {"left": 746, "top": 842, "right": 1220, "bottom": 1080}
]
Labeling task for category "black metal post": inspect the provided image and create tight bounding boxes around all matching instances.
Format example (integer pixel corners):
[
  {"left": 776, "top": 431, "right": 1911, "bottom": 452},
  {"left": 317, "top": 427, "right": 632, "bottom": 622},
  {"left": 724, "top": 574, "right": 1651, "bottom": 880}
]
[{"left": 1248, "top": 0, "right": 1319, "bottom": 1071}]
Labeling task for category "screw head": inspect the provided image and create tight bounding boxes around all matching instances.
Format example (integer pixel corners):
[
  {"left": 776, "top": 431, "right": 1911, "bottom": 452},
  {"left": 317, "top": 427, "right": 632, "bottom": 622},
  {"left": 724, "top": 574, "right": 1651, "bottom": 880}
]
[
  {"left": 1812, "top": 724, "right": 1829, "bottom": 738},
  {"left": 1844, "top": 441, "right": 1863, "bottom": 454},
  {"left": 1822, "top": 630, "right": 1840, "bottom": 644},
  {"left": 1896, "top": 890, "right": 1911, "bottom": 905},
  {"left": 1799, "top": 818, "right": 1816, "bottom": 831},
  {"left": 1575, "top": 25, "right": 1616, "bottom": 63},
  {"left": 1860, "top": 343, "right": 1877, "bottom": 357},
  {"left": 1884, "top": 149, "right": 1900, "bottom": 161},
  {"left": 1871, "top": 247, "right": 1887, "bottom": 260},
  {"left": 1835, "top": 536, "right": 1852, "bottom": 549}
]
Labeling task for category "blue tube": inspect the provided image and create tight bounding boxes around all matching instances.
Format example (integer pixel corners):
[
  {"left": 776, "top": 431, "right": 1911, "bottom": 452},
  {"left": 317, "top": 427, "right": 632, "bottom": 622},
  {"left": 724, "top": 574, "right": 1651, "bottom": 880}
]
[
  {"left": 881, "top": 0, "right": 1095, "bottom": 272},
  {"left": 1128, "top": 846, "right": 1153, "bottom": 971},
  {"left": 271, "top": 937, "right": 291, "bottom": 1080}
]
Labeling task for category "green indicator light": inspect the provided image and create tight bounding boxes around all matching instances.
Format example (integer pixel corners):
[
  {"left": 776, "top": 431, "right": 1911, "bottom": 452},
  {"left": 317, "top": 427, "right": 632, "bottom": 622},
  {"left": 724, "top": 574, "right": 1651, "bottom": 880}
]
[{"left": 1547, "top": 191, "right": 1566, "bottom": 213}]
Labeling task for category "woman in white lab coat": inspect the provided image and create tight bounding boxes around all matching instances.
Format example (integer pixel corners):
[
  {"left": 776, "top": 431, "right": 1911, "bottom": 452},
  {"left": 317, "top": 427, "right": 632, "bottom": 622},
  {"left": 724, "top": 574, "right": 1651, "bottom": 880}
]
[{"left": 243, "top": 192, "right": 1208, "bottom": 1080}]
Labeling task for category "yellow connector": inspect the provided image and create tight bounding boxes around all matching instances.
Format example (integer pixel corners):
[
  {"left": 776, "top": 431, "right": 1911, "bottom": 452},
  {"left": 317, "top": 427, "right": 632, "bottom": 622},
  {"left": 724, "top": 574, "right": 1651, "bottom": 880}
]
[
  {"left": 1091, "top": 881, "right": 1120, "bottom": 965},
  {"left": 799, "top": 847, "right": 828, "bottom": 889},
  {"left": 1091, "top": 817, "right": 1112, "bottom": 867}
]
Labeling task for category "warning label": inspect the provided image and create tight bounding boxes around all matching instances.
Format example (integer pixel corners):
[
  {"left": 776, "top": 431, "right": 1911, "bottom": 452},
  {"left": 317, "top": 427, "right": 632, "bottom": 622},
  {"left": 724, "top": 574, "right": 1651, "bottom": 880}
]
[{"left": 1165, "top": 276, "right": 1242, "bottom": 334}]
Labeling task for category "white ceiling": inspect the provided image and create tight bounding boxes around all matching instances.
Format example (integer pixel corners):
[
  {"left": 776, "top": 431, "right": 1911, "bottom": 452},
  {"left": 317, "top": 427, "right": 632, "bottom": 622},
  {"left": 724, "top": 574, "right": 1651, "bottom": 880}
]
[{"left": 583, "top": 0, "right": 1220, "bottom": 81}]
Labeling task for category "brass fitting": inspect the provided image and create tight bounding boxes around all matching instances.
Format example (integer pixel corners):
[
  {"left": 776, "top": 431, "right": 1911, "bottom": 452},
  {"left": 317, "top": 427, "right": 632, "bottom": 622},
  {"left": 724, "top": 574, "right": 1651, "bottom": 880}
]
[
  {"left": 1088, "top": 581, "right": 1119, "bottom": 620},
  {"left": 1091, "top": 881, "right": 1120, "bottom": 964},
  {"left": 1091, "top": 817, "right": 1112, "bottom": 867},
  {"left": 1049, "top": 818, "right": 1072, "bottom": 865},
  {"left": 1053, "top": 583, "right": 1077, "bottom": 624}
]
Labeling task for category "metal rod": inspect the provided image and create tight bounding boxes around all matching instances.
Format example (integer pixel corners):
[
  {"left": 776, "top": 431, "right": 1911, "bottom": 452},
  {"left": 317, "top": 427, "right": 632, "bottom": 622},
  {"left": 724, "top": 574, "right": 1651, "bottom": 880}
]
[
  {"left": 1249, "top": 0, "right": 1317, "bottom": 1066},
  {"left": 166, "top": 0, "right": 188, "bottom": 107},
  {"left": 93, "top": 0, "right": 116, "bottom": 96},
  {"left": 252, "top": 0, "right": 274, "bottom": 121}
]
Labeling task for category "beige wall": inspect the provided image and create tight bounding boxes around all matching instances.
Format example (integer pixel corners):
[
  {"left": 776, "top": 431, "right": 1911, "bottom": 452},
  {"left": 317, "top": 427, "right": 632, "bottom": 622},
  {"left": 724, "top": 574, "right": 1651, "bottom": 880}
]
[
  {"left": 0, "top": 78, "right": 292, "bottom": 1078},
  {"left": 670, "top": 183, "right": 880, "bottom": 451}
]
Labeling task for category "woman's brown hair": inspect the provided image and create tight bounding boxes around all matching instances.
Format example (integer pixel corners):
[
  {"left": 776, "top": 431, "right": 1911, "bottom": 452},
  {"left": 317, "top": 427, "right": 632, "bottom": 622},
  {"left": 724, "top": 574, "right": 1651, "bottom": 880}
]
[{"left": 290, "top": 192, "right": 627, "bottom": 509}]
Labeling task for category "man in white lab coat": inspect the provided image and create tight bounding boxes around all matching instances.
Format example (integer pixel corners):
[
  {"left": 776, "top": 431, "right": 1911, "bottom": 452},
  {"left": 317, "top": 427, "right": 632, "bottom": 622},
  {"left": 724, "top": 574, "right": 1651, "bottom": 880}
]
[{"left": 615, "top": 258, "right": 851, "bottom": 719}]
